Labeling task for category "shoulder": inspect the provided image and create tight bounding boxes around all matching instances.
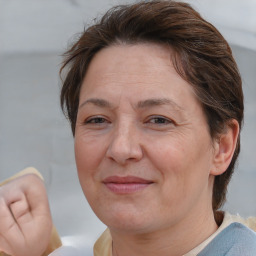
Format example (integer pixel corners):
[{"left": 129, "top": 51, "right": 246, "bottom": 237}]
[{"left": 198, "top": 222, "right": 256, "bottom": 256}]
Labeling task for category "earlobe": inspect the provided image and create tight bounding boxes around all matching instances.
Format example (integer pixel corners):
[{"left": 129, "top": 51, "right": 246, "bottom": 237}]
[{"left": 210, "top": 119, "right": 240, "bottom": 176}]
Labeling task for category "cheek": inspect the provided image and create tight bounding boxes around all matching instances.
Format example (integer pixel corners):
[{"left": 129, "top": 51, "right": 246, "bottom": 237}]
[
  {"left": 148, "top": 135, "right": 187, "bottom": 177},
  {"left": 74, "top": 134, "right": 105, "bottom": 181},
  {"left": 147, "top": 133, "right": 211, "bottom": 199},
  {"left": 74, "top": 136, "right": 102, "bottom": 204},
  {"left": 146, "top": 138, "right": 187, "bottom": 200}
]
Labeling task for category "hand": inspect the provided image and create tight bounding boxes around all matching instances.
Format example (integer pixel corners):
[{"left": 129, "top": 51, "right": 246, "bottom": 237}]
[{"left": 0, "top": 174, "right": 52, "bottom": 256}]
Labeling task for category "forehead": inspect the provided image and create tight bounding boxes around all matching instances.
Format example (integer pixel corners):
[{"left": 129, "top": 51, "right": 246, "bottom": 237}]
[
  {"left": 79, "top": 43, "right": 199, "bottom": 112},
  {"left": 84, "top": 43, "right": 174, "bottom": 77}
]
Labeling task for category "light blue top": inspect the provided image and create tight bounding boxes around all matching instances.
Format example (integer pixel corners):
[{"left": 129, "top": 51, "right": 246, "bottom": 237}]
[
  {"left": 198, "top": 222, "right": 256, "bottom": 256},
  {"left": 49, "top": 222, "right": 256, "bottom": 256}
]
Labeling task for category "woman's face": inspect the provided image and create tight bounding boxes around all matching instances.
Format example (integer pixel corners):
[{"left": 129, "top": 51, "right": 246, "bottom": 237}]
[{"left": 75, "top": 43, "right": 217, "bottom": 234}]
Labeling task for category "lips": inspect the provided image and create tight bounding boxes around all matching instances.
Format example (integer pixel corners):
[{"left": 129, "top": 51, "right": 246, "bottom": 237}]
[{"left": 103, "top": 176, "right": 153, "bottom": 194}]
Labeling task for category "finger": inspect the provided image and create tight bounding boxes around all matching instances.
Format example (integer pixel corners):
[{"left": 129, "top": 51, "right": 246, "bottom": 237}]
[
  {"left": 0, "top": 197, "right": 18, "bottom": 234},
  {"left": 0, "top": 174, "right": 52, "bottom": 256},
  {"left": 19, "top": 175, "right": 53, "bottom": 243},
  {"left": 23, "top": 175, "right": 51, "bottom": 218},
  {"left": 0, "top": 234, "right": 12, "bottom": 255},
  {"left": 9, "top": 193, "right": 33, "bottom": 227},
  {"left": 0, "top": 197, "right": 24, "bottom": 251}
]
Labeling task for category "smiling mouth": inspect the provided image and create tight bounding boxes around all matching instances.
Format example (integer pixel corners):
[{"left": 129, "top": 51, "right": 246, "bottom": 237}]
[{"left": 103, "top": 176, "right": 154, "bottom": 194}]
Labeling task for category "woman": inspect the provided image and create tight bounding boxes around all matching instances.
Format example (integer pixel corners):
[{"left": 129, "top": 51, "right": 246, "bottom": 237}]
[{"left": 0, "top": 1, "right": 255, "bottom": 255}]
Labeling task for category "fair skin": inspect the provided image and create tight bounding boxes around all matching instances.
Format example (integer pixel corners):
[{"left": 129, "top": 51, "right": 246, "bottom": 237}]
[
  {"left": 0, "top": 174, "right": 52, "bottom": 256},
  {"left": 0, "top": 43, "right": 239, "bottom": 256},
  {"left": 75, "top": 43, "right": 239, "bottom": 256}
]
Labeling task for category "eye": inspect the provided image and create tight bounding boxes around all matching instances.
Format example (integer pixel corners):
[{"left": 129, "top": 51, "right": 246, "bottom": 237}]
[
  {"left": 147, "top": 116, "right": 173, "bottom": 125},
  {"left": 84, "top": 116, "right": 109, "bottom": 125}
]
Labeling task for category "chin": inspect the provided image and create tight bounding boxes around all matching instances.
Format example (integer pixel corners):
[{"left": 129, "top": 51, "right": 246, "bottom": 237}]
[{"left": 96, "top": 206, "right": 156, "bottom": 234}]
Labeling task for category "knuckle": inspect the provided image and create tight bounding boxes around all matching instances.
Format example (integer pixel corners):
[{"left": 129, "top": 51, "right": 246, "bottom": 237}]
[{"left": 10, "top": 200, "right": 30, "bottom": 220}]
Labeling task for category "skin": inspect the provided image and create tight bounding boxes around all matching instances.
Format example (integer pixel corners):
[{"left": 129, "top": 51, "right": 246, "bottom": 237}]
[
  {"left": 0, "top": 43, "right": 239, "bottom": 256},
  {"left": 0, "top": 174, "right": 52, "bottom": 256},
  {"left": 75, "top": 43, "right": 239, "bottom": 256}
]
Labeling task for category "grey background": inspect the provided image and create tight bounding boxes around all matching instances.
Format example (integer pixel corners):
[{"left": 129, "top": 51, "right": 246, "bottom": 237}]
[{"left": 0, "top": 0, "right": 255, "bottom": 246}]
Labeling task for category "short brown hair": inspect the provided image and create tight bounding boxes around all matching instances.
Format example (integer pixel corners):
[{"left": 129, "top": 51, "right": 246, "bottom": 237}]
[{"left": 60, "top": 0, "right": 244, "bottom": 213}]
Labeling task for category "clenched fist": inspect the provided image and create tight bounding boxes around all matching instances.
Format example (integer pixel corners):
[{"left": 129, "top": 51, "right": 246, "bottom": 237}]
[{"left": 0, "top": 173, "right": 52, "bottom": 256}]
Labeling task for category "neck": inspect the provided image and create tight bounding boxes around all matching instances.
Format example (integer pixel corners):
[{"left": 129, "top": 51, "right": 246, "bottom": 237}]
[{"left": 111, "top": 206, "right": 218, "bottom": 256}]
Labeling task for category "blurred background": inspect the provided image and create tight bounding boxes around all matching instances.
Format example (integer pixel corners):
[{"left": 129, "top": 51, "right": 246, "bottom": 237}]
[{"left": 0, "top": 0, "right": 255, "bottom": 250}]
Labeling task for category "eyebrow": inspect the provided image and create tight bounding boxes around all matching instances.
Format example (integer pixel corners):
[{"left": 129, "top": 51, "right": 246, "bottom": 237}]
[
  {"left": 137, "top": 98, "right": 183, "bottom": 111},
  {"left": 79, "top": 97, "right": 184, "bottom": 112},
  {"left": 79, "top": 98, "right": 112, "bottom": 109}
]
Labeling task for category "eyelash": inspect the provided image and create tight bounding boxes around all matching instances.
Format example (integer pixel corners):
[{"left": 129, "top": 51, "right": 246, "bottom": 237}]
[
  {"left": 83, "top": 115, "right": 173, "bottom": 126},
  {"left": 84, "top": 116, "right": 109, "bottom": 124},
  {"left": 147, "top": 116, "right": 173, "bottom": 125}
]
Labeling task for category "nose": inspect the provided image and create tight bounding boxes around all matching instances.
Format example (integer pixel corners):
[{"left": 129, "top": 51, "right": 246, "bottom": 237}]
[{"left": 106, "top": 122, "right": 143, "bottom": 165}]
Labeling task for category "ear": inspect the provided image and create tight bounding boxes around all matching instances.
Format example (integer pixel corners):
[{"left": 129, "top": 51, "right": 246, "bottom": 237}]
[{"left": 210, "top": 119, "right": 240, "bottom": 176}]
